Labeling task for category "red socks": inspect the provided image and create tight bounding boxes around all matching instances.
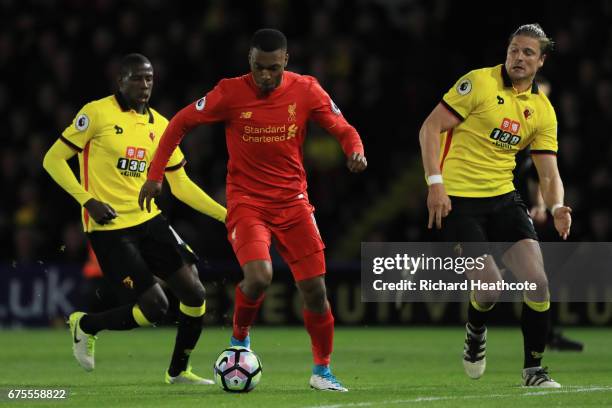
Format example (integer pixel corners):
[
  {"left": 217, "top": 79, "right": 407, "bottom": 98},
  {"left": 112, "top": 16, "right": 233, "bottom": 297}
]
[
  {"left": 303, "top": 308, "right": 334, "bottom": 366},
  {"left": 232, "top": 285, "right": 265, "bottom": 341},
  {"left": 234, "top": 284, "right": 335, "bottom": 366}
]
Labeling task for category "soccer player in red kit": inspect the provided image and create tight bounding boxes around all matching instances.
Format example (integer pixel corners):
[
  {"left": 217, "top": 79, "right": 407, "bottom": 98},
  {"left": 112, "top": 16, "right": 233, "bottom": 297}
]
[{"left": 139, "top": 29, "right": 367, "bottom": 391}]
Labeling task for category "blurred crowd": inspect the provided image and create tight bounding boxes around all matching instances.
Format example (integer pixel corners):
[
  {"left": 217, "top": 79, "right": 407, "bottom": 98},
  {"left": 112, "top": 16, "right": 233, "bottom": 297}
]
[{"left": 2, "top": 0, "right": 611, "bottom": 266}]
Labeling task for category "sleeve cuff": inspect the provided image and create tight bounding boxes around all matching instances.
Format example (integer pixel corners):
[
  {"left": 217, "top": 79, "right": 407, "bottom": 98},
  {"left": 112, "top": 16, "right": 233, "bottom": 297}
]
[
  {"left": 77, "top": 193, "right": 95, "bottom": 206},
  {"left": 440, "top": 100, "right": 465, "bottom": 121},
  {"left": 59, "top": 136, "right": 83, "bottom": 152},
  {"left": 345, "top": 145, "right": 364, "bottom": 156},
  {"left": 530, "top": 150, "right": 557, "bottom": 155},
  {"left": 165, "top": 158, "right": 187, "bottom": 172}
]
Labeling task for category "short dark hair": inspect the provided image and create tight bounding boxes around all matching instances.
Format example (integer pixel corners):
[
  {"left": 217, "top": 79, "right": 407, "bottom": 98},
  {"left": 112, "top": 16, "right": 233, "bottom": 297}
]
[
  {"left": 119, "top": 53, "right": 152, "bottom": 77},
  {"left": 509, "top": 24, "right": 555, "bottom": 56},
  {"left": 250, "top": 29, "right": 287, "bottom": 52}
]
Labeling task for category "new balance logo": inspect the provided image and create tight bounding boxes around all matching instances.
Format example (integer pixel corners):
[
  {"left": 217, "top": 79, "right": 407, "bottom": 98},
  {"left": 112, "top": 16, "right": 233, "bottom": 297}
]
[
  {"left": 497, "top": 96, "right": 504, "bottom": 104},
  {"left": 115, "top": 125, "right": 123, "bottom": 134}
]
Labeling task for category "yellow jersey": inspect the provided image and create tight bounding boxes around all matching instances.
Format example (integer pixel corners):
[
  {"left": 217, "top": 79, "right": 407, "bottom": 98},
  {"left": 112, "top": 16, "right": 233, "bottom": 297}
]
[
  {"left": 439, "top": 64, "right": 557, "bottom": 197},
  {"left": 61, "top": 93, "right": 185, "bottom": 232}
]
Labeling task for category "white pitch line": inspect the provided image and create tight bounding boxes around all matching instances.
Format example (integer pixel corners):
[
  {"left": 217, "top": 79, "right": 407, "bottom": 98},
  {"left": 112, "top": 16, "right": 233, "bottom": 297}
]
[{"left": 304, "top": 386, "right": 612, "bottom": 408}]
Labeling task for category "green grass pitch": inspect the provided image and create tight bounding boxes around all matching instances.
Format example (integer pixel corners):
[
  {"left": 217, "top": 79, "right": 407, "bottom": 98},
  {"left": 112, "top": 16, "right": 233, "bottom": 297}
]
[{"left": 1, "top": 327, "right": 611, "bottom": 407}]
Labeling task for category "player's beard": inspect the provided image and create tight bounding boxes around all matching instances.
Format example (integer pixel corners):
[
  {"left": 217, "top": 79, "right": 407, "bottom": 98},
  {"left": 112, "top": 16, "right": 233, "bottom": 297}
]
[
  {"left": 258, "top": 83, "right": 274, "bottom": 95},
  {"left": 258, "top": 77, "right": 281, "bottom": 95}
]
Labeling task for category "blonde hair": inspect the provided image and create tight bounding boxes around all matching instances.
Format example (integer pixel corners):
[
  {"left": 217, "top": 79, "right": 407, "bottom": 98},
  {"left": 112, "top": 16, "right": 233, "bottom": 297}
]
[{"left": 510, "top": 23, "right": 555, "bottom": 55}]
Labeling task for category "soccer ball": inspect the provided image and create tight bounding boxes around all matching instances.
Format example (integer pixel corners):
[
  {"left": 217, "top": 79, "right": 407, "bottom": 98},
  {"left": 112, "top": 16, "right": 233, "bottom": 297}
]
[{"left": 213, "top": 346, "right": 262, "bottom": 392}]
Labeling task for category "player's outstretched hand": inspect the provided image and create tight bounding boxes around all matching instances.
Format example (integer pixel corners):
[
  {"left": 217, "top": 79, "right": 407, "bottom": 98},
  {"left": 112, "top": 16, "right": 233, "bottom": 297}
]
[
  {"left": 553, "top": 205, "right": 572, "bottom": 240},
  {"left": 427, "top": 184, "right": 452, "bottom": 230},
  {"left": 347, "top": 152, "right": 367, "bottom": 173},
  {"left": 84, "top": 198, "right": 117, "bottom": 225},
  {"left": 139, "top": 180, "right": 163, "bottom": 213}
]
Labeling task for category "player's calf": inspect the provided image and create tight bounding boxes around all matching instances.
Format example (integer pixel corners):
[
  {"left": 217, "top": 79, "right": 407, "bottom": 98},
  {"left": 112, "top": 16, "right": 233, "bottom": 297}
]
[{"left": 231, "top": 284, "right": 265, "bottom": 348}]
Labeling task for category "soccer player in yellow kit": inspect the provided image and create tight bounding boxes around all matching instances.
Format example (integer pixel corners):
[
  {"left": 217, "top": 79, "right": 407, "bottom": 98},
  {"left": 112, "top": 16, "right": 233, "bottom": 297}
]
[
  {"left": 43, "top": 54, "right": 226, "bottom": 384},
  {"left": 419, "top": 24, "right": 572, "bottom": 387}
]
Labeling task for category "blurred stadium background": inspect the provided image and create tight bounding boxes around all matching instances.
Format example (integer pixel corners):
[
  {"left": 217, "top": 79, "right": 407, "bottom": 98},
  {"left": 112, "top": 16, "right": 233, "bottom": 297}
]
[{"left": 1, "top": 0, "right": 611, "bottom": 329}]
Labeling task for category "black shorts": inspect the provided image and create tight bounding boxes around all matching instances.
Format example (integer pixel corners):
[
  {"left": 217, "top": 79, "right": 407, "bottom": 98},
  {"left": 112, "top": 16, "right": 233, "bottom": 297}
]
[
  {"left": 88, "top": 215, "right": 198, "bottom": 298},
  {"left": 438, "top": 191, "right": 538, "bottom": 255}
]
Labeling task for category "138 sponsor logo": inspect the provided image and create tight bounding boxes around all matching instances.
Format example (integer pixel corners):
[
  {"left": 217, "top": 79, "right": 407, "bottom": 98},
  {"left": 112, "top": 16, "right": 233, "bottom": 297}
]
[
  {"left": 489, "top": 117, "right": 522, "bottom": 148},
  {"left": 117, "top": 146, "right": 147, "bottom": 177}
]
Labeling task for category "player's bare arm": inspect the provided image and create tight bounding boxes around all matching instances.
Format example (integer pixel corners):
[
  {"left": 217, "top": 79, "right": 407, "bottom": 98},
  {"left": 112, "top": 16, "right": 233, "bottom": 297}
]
[
  {"left": 419, "top": 103, "right": 461, "bottom": 229},
  {"left": 139, "top": 180, "right": 163, "bottom": 213},
  {"left": 528, "top": 180, "right": 548, "bottom": 223},
  {"left": 532, "top": 154, "right": 572, "bottom": 239}
]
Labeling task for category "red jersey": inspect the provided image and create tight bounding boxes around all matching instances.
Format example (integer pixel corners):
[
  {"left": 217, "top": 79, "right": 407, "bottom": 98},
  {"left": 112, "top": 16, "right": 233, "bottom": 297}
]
[{"left": 148, "top": 71, "right": 364, "bottom": 207}]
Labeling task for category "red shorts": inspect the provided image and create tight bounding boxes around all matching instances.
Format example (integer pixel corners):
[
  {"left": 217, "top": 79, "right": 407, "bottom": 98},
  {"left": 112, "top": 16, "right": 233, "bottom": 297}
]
[{"left": 226, "top": 202, "right": 326, "bottom": 281}]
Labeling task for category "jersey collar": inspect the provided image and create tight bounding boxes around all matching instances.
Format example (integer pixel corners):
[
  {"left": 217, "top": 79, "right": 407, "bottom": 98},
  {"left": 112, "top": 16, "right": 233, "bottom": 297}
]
[
  {"left": 248, "top": 73, "right": 287, "bottom": 98},
  {"left": 501, "top": 65, "right": 539, "bottom": 95},
  {"left": 114, "top": 92, "right": 155, "bottom": 123}
]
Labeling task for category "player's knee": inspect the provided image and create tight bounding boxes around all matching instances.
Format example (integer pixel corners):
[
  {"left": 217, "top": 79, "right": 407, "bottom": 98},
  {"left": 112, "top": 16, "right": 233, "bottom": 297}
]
[
  {"left": 242, "top": 261, "right": 273, "bottom": 295},
  {"left": 243, "top": 277, "right": 271, "bottom": 296},
  {"left": 172, "top": 264, "right": 207, "bottom": 306},
  {"left": 185, "top": 280, "right": 206, "bottom": 306},
  {"left": 138, "top": 290, "right": 169, "bottom": 323},
  {"left": 303, "top": 292, "right": 327, "bottom": 312},
  {"left": 531, "top": 274, "right": 549, "bottom": 290},
  {"left": 527, "top": 275, "right": 549, "bottom": 301},
  {"left": 148, "top": 295, "right": 169, "bottom": 322},
  {"left": 303, "top": 282, "right": 326, "bottom": 301},
  {"left": 473, "top": 290, "right": 499, "bottom": 306},
  {"left": 298, "top": 277, "right": 328, "bottom": 310}
]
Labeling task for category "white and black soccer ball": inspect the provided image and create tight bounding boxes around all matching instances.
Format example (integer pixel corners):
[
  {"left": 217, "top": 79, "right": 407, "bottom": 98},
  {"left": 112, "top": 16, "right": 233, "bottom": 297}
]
[{"left": 213, "top": 346, "right": 262, "bottom": 392}]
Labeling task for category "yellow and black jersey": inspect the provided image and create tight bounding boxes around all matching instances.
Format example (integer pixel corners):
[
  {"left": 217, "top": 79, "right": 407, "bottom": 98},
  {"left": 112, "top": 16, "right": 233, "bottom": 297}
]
[
  {"left": 439, "top": 64, "right": 557, "bottom": 197},
  {"left": 61, "top": 93, "right": 185, "bottom": 232}
]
